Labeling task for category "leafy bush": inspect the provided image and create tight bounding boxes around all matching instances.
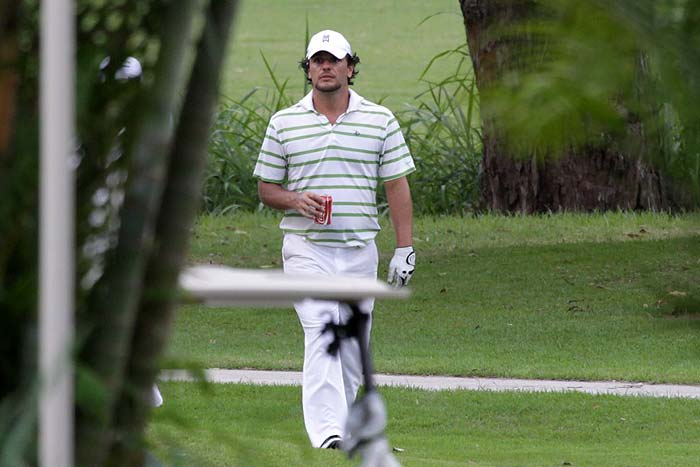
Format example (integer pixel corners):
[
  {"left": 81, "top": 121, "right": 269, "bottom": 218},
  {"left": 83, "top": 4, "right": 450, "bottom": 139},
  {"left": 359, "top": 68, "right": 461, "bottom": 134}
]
[
  {"left": 398, "top": 44, "right": 482, "bottom": 214},
  {"left": 203, "top": 52, "right": 297, "bottom": 215},
  {"left": 203, "top": 92, "right": 275, "bottom": 215}
]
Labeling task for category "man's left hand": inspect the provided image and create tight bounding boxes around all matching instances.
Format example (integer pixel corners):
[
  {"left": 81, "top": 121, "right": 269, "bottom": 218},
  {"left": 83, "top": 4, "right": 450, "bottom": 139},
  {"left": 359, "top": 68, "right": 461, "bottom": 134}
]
[{"left": 387, "top": 246, "right": 415, "bottom": 287}]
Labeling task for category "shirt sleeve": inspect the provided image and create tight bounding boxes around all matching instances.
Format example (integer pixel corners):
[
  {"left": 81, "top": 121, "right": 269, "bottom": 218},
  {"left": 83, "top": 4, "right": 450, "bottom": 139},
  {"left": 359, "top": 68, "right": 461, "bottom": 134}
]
[
  {"left": 253, "top": 121, "right": 287, "bottom": 183},
  {"left": 378, "top": 113, "right": 415, "bottom": 182}
]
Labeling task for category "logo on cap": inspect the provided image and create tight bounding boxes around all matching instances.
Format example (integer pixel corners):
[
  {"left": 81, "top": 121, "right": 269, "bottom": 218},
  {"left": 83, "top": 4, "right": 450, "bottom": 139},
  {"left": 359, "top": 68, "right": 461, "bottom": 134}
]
[{"left": 322, "top": 34, "right": 330, "bottom": 43}]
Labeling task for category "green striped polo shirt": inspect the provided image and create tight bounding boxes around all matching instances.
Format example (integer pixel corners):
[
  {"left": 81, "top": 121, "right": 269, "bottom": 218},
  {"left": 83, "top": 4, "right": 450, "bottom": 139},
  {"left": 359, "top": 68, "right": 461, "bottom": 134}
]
[{"left": 253, "top": 89, "right": 415, "bottom": 247}]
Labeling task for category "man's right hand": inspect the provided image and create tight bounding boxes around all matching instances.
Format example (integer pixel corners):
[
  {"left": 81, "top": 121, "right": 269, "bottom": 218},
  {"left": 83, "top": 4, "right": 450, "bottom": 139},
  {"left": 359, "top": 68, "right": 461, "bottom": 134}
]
[
  {"left": 258, "top": 181, "right": 324, "bottom": 219},
  {"left": 293, "top": 191, "right": 325, "bottom": 219}
]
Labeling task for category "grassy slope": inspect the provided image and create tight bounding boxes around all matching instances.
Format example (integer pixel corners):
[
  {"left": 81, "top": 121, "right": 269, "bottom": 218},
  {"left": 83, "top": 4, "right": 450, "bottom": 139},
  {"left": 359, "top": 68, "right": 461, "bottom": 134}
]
[
  {"left": 222, "top": 0, "right": 466, "bottom": 108},
  {"left": 169, "top": 212, "right": 700, "bottom": 383}
]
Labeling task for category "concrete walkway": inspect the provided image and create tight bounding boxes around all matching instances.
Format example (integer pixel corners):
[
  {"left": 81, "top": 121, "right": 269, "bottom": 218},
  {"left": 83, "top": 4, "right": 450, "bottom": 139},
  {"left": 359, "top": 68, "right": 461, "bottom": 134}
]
[{"left": 160, "top": 369, "right": 700, "bottom": 399}]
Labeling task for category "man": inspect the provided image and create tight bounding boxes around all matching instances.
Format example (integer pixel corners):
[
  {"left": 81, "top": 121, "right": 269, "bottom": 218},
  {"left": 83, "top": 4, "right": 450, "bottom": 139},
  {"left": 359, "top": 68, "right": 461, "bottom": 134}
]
[{"left": 253, "top": 30, "right": 416, "bottom": 449}]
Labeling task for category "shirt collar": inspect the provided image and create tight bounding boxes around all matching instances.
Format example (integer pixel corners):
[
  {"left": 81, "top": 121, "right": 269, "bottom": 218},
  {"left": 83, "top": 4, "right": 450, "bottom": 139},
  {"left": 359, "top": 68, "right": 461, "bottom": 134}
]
[
  {"left": 299, "top": 89, "right": 364, "bottom": 114},
  {"left": 347, "top": 89, "right": 364, "bottom": 111}
]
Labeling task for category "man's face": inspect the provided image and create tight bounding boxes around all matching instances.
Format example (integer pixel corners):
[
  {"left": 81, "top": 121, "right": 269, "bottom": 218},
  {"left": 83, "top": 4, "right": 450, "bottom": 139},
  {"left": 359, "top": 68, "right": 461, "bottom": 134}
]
[{"left": 307, "top": 51, "right": 353, "bottom": 93}]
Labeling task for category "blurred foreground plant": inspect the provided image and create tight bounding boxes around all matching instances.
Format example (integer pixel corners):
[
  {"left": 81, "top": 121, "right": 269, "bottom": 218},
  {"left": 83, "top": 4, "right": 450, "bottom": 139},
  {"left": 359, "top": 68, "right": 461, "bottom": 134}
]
[
  {"left": 460, "top": 0, "right": 700, "bottom": 210},
  {"left": 0, "top": 1, "right": 238, "bottom": 465}
]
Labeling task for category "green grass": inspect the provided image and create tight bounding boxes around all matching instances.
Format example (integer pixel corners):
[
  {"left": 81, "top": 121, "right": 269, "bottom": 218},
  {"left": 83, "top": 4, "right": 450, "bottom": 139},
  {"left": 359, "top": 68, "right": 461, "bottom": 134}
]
[
  {"left": 149, "top": 382, "right": 700, "bottom": 467},
  {"left": 172, "top": 212, "right": 700, "bottom": 383},
  {"left": 223, "top": 0, "right": 467, "bottom": 108},
  {"left": 155, "top": 212, "right": 700, "bottom": 465}
]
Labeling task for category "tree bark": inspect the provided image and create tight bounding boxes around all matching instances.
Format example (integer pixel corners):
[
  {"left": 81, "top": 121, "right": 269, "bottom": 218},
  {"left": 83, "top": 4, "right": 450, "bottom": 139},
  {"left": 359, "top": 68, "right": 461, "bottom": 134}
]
[
  {"left": 460, "top": 0, "right": 668, "bottom": 213},
  {"left": 105, "top": 1, "right": 239, "bottom": 465}
]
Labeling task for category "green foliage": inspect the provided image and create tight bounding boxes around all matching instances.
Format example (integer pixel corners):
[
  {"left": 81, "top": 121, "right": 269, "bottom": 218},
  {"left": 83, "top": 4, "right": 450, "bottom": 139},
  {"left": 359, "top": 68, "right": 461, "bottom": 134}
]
[
  {"left": 2, "top": 0, "right": 237, "bottom": 464},
  {"left": 0, "top": 385, "right": 37, "bottom": 467},
  {"left": 203, "top": 54, "right": 295, "bottom": 215},
  {"left": 484, "top": 1, "right": 638, "bottom": 152},
  {"left": 399, "top": 44, "right": 482, "bottom": 214},
  {"left": 483, "top": 0, "right": 700, "bottom": 203},
  {"left": 203, "top": 93, "right": 274, "bottom": 215}
]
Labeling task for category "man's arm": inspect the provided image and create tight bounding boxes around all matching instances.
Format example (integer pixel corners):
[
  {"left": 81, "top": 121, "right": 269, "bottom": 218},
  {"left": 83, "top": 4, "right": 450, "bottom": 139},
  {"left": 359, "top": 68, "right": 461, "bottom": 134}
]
[
  {"left": 258, "top": 180, "right": 324, "bottom": 220},
  {"left": 384, "top": 176, "right": 413, "bottom": 247},
  {"left": 385, "top": 176, "right": 416, "bottom": 287}
]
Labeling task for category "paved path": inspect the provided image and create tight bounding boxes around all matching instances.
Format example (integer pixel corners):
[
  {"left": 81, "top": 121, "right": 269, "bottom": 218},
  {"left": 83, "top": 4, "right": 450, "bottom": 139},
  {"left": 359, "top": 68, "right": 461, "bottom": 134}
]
[{"left": 161, "top": 369, "right": 700, "bottom": 399}]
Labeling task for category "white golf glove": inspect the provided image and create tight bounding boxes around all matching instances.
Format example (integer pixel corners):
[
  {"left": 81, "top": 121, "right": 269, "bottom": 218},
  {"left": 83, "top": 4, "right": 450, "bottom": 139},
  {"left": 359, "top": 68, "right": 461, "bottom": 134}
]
[{"left": 387, "top": 246, "right": 415, "bottom": 287}]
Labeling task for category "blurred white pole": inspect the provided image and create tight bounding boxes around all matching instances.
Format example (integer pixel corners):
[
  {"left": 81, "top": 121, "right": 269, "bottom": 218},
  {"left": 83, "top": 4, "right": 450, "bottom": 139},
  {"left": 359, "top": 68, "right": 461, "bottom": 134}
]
[{"left": 39, "top": 0, "right": 75, "bottom": 466}]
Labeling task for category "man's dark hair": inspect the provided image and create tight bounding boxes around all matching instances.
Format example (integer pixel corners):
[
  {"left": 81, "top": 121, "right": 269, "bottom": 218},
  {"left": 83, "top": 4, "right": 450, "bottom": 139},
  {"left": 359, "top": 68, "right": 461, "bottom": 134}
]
[{"left": 299, "top": 53, "right": 361, "bottom": 85}]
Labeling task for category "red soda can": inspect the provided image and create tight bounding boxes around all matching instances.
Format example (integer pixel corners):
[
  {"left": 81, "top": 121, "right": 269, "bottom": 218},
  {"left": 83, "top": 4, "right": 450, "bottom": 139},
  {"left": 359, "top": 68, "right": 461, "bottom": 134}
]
[{"left": 314, "top": 195, "right": 332, "bottom": 225}]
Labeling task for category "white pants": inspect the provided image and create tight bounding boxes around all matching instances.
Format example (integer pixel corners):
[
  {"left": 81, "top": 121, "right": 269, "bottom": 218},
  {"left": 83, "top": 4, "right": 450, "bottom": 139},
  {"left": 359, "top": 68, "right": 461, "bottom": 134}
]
[{"left": 282, "top": 234, "right": 378, "bottom": 447}]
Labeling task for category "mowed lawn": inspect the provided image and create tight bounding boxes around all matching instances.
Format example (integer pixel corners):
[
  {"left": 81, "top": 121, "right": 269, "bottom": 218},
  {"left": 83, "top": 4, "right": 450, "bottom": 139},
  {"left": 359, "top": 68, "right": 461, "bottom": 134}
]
[
  {"left": 169, "top": 212, "right": 700, "bottom": 384},
  {"left": 152, "top": 212, "right": 700, "bottom": 466},
  {"left": 222, "top": 0, "right": 467, "bottom": 108},
  {"left": 149, "top": 382, "right": 700, "bottom": 467}
]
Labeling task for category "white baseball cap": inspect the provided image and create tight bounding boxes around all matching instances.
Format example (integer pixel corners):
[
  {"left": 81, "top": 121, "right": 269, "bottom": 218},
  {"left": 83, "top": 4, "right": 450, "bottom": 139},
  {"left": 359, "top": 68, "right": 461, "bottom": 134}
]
[{"left": 305, "top": 30, "right": 352, "bottom": 60}]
